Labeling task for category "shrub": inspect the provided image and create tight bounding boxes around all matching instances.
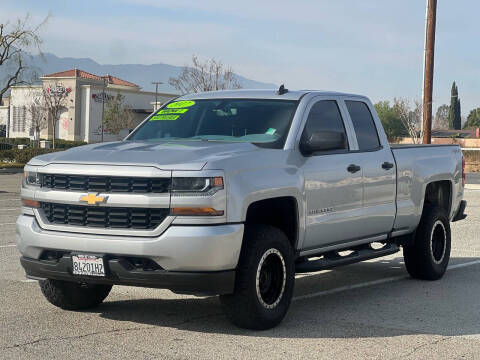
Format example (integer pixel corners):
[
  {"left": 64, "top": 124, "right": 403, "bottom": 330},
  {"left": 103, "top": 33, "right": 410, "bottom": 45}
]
[
  {"left": 0, "top": 138, "right": 87, "bottom": 149},
  {"left": 0, "top": 148, "right": 61, "bottom": 165}
]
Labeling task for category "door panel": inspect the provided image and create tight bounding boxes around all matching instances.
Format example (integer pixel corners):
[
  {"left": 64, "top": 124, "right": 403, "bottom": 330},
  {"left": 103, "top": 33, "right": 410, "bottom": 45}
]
[
  {"left": 343, "top": 100, "right": 396, "bottom": 236},
  {"left": 300, "top": 98, "right": 365, "bottom": 250},
  {"left": 303, "top": 154, "right": 363, "bottom": 250},
  {"left": 357, "top": 148, "right": 396, "bottom": 235}
]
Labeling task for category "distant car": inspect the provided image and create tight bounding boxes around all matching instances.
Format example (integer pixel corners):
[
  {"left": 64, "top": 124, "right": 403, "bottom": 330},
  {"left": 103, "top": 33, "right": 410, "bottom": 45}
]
[{"left": 17, "top": 89, "right": 466, "bottom": 329}]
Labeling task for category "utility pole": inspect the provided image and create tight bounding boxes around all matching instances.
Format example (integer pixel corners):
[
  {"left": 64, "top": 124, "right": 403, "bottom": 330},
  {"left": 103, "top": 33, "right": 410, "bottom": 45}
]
[
  {"left": 422, "top": 0, "right": 437, "bottom": 144},
  {"left": 151, "top": 81, "right": 163, "bottom": 111},
  {"left": 101, "top": 77, "right": 107, "bottom": 142}
]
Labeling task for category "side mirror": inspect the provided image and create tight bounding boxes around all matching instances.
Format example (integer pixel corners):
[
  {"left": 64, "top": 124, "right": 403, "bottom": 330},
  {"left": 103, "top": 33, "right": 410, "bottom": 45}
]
[{"left": 300, "top": 130, "right": 346, "bottom": 155}]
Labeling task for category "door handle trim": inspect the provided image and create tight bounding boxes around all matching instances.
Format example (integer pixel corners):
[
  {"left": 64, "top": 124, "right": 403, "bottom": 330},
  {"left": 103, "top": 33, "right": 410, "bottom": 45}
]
[
  {"left": 347, "top": 164, "right": 361, "bottom": 173},
  {"left": 382, "top": 162, "right": 394, "bottom": 170}
]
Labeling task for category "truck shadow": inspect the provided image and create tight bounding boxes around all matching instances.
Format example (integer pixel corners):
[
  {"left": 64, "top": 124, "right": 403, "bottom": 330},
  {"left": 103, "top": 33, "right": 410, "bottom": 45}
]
[{"left": 94, "top": 256, "right": 480, "bottom": 338}]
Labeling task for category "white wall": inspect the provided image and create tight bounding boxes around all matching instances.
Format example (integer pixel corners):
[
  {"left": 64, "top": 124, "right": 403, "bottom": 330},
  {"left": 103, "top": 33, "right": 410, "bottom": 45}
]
[
  {"left": 8, "top": 86, "right": 42, "bottom": 139},
  {"left": 0, "top": 106, "right": 8, "bottom": 137}
]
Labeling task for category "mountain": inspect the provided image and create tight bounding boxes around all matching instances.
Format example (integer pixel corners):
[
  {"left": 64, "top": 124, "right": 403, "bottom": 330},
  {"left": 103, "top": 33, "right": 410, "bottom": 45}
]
[{"left": 7, "top": 53, "right": 277, "bottom": 94}]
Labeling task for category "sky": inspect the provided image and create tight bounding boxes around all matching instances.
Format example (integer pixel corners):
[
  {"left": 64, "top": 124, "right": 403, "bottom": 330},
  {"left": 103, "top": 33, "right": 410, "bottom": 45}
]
[{"left": 2, "top": 0, "right": 479, "bottom": 115}]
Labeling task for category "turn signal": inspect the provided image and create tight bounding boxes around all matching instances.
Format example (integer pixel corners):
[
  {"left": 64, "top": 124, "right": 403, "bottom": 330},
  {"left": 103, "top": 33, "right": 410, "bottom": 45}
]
[
  {"left": 22, "top": 199, "right": 40, "bottom": 208},
  {"left": 170, "top": 207, "right": 224, "bottom": 216}
]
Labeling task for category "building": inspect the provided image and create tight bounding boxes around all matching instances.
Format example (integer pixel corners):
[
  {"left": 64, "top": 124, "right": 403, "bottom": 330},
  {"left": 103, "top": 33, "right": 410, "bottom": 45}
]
[{"left": 5, "top": 69, "right": 177, "bottom": 142}]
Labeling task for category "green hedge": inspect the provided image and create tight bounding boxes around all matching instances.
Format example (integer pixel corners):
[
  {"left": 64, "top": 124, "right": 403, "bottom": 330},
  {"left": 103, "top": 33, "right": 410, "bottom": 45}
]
[
  {"left": 0, "top": 138, "right": 87, "bottom": 149},
  {"left": 0, "top": 148, "right": 61, "bottom": 165}
]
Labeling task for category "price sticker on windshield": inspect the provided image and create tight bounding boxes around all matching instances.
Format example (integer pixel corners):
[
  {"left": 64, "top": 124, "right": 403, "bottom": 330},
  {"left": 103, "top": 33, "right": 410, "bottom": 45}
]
[
  {"left": 150, "top": 115, "right": 180, "bottom": 121},
  {"left": 167, "top": 100, "right": 195, "bottom": 109}
]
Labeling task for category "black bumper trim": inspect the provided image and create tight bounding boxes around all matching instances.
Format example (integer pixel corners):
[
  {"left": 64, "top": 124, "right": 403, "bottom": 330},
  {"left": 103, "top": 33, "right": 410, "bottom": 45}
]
[
  {"left": 452, "top": 200, "right": 467, "bottom": 222},
  {"left": 20, "top": 256, "right": 235, "bottom": 295}
]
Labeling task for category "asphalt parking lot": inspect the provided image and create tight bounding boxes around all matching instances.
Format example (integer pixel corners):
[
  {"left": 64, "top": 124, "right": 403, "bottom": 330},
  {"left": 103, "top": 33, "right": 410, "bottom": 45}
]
[{"left": 1, "top": 173, "right": 479, "bottom": 359}]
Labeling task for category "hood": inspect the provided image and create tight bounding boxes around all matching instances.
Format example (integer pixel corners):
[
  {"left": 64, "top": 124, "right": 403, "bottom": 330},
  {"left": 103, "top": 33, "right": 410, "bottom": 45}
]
[{"left": 31, "top": 141, "right": 260, "bottom": 171}]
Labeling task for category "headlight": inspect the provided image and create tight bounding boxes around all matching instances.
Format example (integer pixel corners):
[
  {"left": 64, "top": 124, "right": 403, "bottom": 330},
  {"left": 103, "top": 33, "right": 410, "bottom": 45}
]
[
  {"left": 24, "top": 171, "right": 41, "bottom": 186},
  {"left": 171, "top": 177, "right": 223, "bottom": 196}
]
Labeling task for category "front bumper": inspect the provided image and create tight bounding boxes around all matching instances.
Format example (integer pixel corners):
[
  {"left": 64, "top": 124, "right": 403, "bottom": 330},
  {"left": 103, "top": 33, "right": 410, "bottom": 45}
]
[
  {"left": 20, "top": 256, "right": 235, "bottom": 295},
  {"left": 16, "top": 214, "right": 244, "bottom": 271}
]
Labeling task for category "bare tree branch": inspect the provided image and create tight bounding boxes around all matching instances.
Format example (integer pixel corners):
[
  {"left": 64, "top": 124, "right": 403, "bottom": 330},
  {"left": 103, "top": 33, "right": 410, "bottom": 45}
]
[
  {"left": 394, "top": 98, "right": 424, "bottom": 144},
  {"left": 0, "top": 14, "right": 49, "bottom": 104},
  {"left": 26, "top": 88, "right": 48, "bottom": 144},
  {"left": 40, "top": 82, "right": 69, "bottom": 148},
  {"left": 168, "top": 55, "right": 242, "bottom": 94}
]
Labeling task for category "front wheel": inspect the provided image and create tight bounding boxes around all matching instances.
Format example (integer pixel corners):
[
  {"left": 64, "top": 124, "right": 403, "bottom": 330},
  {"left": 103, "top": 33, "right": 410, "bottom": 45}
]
[
  {"left": 403, "top": 205, "right": 451, "bottom": 280},
  {"left": 39, "top": 279, "right": 112, "bottom": 310},
  {"left": 220, "top": 225, "right": 295, "bottom": 330}
]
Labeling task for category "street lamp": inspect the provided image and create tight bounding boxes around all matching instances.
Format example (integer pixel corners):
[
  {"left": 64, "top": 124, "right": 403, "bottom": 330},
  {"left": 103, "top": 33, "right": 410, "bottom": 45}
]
[
  {"left": 101, "top": 77, "right": 107, "bottom": 142},
  {"left": 151, "top": 81, "right": 163, "bottom": 111}
]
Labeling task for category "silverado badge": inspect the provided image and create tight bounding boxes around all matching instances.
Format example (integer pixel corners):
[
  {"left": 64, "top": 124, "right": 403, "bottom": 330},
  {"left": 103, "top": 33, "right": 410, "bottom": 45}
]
[{"left": 80, "top": 193, "right": 107, "bottom": 205}]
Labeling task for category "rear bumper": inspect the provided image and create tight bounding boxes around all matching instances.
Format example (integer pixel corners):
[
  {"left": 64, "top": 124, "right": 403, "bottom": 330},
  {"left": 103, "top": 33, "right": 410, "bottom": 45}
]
[
  {"left": 21, "top": 256, "right": 235, "bottom": 295},
  {"left": 452, "top": 200, "right": 467, "bottom": 222}
]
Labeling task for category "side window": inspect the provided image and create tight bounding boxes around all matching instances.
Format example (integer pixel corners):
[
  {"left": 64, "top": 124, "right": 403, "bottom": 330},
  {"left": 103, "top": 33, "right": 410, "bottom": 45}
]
[
  {"left": 302, "top": 100, "right": 348, "bottom": 150},
  {"left": 345, "top": 101, "right": 380, "bottom": 151}
]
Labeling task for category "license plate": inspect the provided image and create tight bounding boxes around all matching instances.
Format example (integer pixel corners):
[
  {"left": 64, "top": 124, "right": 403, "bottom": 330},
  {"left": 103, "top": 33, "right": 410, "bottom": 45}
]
[{"left": 72, "top": 255, "right": 105, "bottom": 277}]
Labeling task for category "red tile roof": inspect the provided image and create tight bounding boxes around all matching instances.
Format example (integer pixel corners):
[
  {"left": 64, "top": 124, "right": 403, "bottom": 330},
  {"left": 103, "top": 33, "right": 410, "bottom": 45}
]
[{"left": 43, "top": 69, "right": 139, "bottom": 88}]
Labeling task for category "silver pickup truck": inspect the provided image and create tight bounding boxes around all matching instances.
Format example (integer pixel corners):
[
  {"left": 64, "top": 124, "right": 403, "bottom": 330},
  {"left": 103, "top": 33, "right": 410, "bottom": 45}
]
[{"left": 17, "top": 89, "right": 467, "bottom": 330}]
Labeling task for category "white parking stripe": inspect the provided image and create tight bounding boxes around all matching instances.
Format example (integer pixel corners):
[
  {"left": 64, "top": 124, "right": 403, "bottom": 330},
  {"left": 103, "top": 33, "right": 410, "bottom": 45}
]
[
  {"left": 0, "top": 208, "right": 20, "bottom": 211},
  {"left": 0, "top": 244, "right": 16, "bottom": 248},
  {"left": 0, "top": 223, "right": 16, "bottom": 226},
  {"left": 293, "top": 259, "right": 480, "bottom": 302}
]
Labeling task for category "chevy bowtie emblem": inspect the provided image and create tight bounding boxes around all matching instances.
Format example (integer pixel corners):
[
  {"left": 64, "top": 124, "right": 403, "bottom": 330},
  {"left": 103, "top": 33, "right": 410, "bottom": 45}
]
[{"left": 80, "top": 193, "right": 107, "bottom": 205}]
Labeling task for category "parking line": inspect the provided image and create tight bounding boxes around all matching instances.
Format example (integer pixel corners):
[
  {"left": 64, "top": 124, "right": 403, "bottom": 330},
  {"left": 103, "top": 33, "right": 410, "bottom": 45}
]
[
  {"left": 0, "top": 244, "right": 16, "bottom": 248},
  {"left": 0, "top": 208, "right": 21, "bottom": 211},
  {"left": 293, "top": 259, "right": 480, "bottom": 302},
  {"left": 0, "top": 223, "right": 16, "bottom": 226}
]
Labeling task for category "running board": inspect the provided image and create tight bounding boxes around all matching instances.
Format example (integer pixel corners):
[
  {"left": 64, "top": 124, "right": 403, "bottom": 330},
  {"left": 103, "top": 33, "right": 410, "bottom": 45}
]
[{"left": 295, "top": 243, "right": 400, "bottom": 273}]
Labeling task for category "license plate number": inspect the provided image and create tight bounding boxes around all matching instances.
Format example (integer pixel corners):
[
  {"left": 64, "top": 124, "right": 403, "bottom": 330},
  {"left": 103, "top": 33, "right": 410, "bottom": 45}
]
[{"left": 72, "top": 255, "right": 105, "bottom": 277}]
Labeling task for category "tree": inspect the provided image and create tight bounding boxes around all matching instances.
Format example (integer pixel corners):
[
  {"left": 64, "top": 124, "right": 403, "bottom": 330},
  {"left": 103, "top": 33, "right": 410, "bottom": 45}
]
[
  {"left": 168, "top": 55, "right": 241, "bottom": 94},
  {"left": 0, "top": 15, "right": 48, "bottom": 104},
  {"left": 448, "top": 82, "right": 461, "bottom": 130},
  {"left": 393, "top": 98, "right": 423, "bottom": 144},
  {"left": 433, "top": 104, "right": 450, "bottom": 129},
  {"left": 41, "top": 82, "right": 69, "bottom": 148},
  {"left": 103, "top": 93, "right": 136, "bottom": 135},
  {"left": 374, "top": 101, "right": 407, "bottom": 141},
  {"left": 463, "top": 108, "right": 480, "bottom": 129},
  {"left": 26, "top": 90, "right": 47, "bottom": 144}
]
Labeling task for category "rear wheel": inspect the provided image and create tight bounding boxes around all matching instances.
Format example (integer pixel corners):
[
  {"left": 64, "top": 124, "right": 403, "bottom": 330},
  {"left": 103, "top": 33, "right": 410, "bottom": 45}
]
[
  {"left": 220, "top": 224, "right": 295, "bottom": 330},
  {"left": 39, "top": 279, "right": 112, "bottom": 310},
  {"left": 403, "top": 205, "right": 451, "bottom": 280}
]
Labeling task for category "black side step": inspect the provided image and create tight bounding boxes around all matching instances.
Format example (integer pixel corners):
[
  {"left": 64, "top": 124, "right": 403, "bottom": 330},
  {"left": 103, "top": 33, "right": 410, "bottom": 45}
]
[{"left": 295, "top": 243, "right": 400, "bottom": 273}]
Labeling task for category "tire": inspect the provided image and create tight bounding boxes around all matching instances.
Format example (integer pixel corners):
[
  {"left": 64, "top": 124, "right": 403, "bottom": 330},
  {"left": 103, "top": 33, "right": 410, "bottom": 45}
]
[
  {"left": 220, "top": 224, "right": 295, "bottom": 330},
  {"left": 39, "top": 279, "right": 112, "bottom": 310},
  {"left": 403, "top": 205, "right": 451, "bottom": 280}
]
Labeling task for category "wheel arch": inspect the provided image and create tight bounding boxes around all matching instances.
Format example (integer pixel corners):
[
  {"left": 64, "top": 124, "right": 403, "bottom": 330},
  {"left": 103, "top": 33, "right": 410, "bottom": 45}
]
[
  {"left": 244, "top": 196, "right": 300, "bottom": 250},
  {"left": 422, "top": 180, "right": 453, "bottom": 216}
]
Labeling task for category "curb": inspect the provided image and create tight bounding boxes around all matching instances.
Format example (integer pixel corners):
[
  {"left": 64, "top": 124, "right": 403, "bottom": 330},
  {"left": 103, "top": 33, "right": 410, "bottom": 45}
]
[
  {"left": 0, "top": 168, "right": 24, "bottom": 174},
  {"left": 465, "top": 184, "right": 480, "bottom": 190}
]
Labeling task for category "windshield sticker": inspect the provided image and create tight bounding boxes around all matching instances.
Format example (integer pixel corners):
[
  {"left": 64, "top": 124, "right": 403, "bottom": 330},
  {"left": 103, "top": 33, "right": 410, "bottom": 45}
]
[
  {"left": 157, "top": 109, "right": 189, "bottom": 114},
  {"left": 150, "top": 115, "right": 180, "bottom": 121},
  {"left": 166, "top": 100, "right": 195, "bottom": 109},
  {"left": 266, "top": 128, "right": 276, "bottom": 135}
]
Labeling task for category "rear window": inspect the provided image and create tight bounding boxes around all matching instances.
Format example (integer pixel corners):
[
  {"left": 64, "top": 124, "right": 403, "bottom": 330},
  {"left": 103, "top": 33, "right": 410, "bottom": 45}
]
[{"left": 345, "top": 101, "right": 380, "bottom": 151}]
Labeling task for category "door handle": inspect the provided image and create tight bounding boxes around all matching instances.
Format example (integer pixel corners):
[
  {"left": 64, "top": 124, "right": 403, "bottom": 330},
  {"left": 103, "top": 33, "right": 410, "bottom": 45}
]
[
  {"left": 347, "top": 164, "right": 361, "bottom": 173},
  {"left": 382, "top": 162, "right": 394, "bottom": 170}
]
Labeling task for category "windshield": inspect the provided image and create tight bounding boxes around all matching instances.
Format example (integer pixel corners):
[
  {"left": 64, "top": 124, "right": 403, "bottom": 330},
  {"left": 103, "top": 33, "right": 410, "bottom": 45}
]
[{"left": 127, "top": 99, "right": 298, "bottom": 148}]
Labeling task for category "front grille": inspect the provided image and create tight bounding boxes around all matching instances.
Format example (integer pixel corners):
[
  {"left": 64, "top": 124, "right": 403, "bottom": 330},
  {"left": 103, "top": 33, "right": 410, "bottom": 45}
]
[
  {"left": 41, "top": 202, "right": 169, "bottom": 229},
  {"left": 41, "top": 174, "right": 170, "bottom": 193}
]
